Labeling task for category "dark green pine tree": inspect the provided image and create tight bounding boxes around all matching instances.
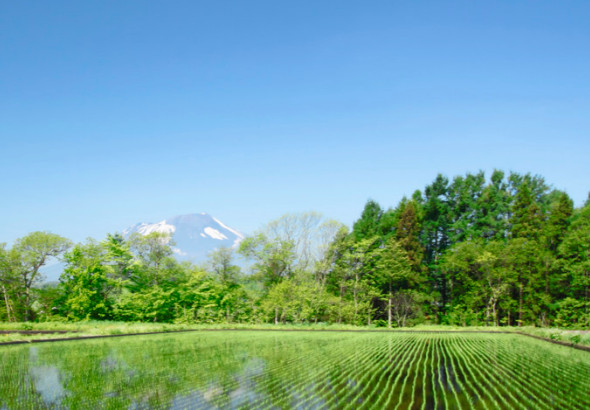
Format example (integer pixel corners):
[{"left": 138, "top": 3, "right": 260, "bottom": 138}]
[
  {"left": 508, "top": 180, "right": 547, "bottom": 326},
  {"left": 352, "top": 200, "right": 383, "bottom": 241},
  {"left": 557, "top": 203, "right": 590, "bottom": 327},
  {"left": 420, "top": 174, "right": 452, "bottom": 320},
  {"left": 447, "top": 171, "right": 485, "bottom": 244},
  {"left": 421, "top": 174, "right": 452, "bottom": 263},
  {"left": 476, "top": 170, "right": 510, "bottom": 241},
  {"left": 510, "top": 181, "right": 545, "bottom": 240},
  {"left": 395, "top": 200, "right": 425, "bottom": 275},
  {"left": 545, "top": 191, "right": 574, "bottom": 253},
  {"left": 378, "top": 199, "right": 406, "bottom": 239}
]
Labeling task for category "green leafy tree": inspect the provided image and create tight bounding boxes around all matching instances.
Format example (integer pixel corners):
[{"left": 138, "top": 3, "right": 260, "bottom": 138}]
[
  {"left": 506, "top": 180, "right": 548, "bottom": 326},
  {"left": 262, "top": 277, "right": 334, "bottom": 324},
  {"left": 59, "top": 240, "right": 127, "bottom": 320},
  {"left": 104, "top": 233, "right": 135, "bottom": 282},
  {"left": 373, "top": 238, "right": 419, "bottom": 328},
  {"left": 558, "top": 204, "right": 590, "bottom": 327},
  {"left": 129, "top": 232, "right": 175, "bottom": 287},
  {"left": 239, "top": 233, "right": 295, "bottom": 289},
  {"left": 13, "top": 232, "right": 71, "bottom": 321},
  {"left": 332, "top": 237, "right": 380, "bottom": 325},
  {"left": 0, "top": 244, "right": 18, "bottom": 321},
  {"left": 208, "top": 247, "right": 241, "bottom": 285},
  {"left": 207, "top": 247, "right": 249, "bottom": 322}
]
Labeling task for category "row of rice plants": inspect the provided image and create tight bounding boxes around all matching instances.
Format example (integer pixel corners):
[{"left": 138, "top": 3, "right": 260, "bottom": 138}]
[
  {"left": 469, "top": 335, "right": 589, "bottom": 409},
  {"left": 420, "top": 337, "right": 436, "bottom": 410},
  {"left": 458, "top": 337, "right": 531, "bottom": 409},
  {"left": 319, "top": 335, "right": 406, "bottom": 408},
  {"left": 346, "top": 336, "right": 419, "bottom": 409},
  {"left": 457, "top": 335, "right": 550, "bottom": 409},
  {"left": 394, "top": 336, "right": 429, "bottom": 410},
  {"left": 249, "top": 334, "right": 386, "bottom": 408},
  {"left": 500, "top": 336, "right": 590, "bottom": 409},
  {"left": 200, "top": 333, "right": 357, "bottom": 408},
  {"left": 454, "top": 335, "right": 532, "bottom": 409},
  {"left": 440, "top": 336, "right": 466, "bottom": 409},
  {"left": 445, "top": 336, "right": 490, "bottom": 409},
  {"left": 2, "top": 331, "right": 589, "bottom": 409},
  {"left": 375, "top": 335, "right": 427, "bottom": 409},
  {"left": 373, "top": 335, "right": 425, "bottom": 409},
  {"left": 453, "top": 334, "right": 590, "bottom": 410},
  {"left": 355, "top": 337, "right": 417, "bottom": 409}
]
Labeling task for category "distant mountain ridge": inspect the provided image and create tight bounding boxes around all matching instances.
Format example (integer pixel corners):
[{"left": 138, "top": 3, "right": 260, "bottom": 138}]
[
  {"left": 40, "top": 212, "right": 243, "bottom": 282},
  {"left": 123, "top": 212, "right": 244, "bottom": 262}
]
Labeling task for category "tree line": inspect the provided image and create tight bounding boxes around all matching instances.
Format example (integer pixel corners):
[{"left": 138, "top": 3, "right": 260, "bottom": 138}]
[{"left": 1, "top": 170, "right": 589, "bottom": 328}]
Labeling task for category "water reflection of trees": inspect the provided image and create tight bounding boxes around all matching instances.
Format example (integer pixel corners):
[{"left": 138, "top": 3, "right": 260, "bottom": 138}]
[{"left": 0, "top": 332, "right": 356, "bottom": 408}]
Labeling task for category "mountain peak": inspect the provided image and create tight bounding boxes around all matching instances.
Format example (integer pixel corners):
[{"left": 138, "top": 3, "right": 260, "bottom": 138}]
[{"left": 123, "top": 213, "right": 244, "bottom": 261}]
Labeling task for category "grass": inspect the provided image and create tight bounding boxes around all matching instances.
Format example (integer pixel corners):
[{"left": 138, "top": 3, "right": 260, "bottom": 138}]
[
  {"left": 1, "top": 331, "right": 588, "bottom": 409},
  {"left": 1, "top": 320, "right": 589, "bottom": 346}
]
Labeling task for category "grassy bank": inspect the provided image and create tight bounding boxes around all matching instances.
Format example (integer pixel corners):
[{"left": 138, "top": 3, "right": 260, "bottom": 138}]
[{"left": 1, "top": 321, "right": 589, "bottom": 347}]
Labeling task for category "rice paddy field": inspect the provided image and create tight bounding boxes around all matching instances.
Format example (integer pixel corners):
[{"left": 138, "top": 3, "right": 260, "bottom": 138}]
[{"left": 1, "top": 331, "right": 589, "bottom": 409}]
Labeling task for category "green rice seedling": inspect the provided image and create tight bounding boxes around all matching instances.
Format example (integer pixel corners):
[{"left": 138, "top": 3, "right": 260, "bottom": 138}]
[
  {"left": 392, "top": 336, "right": 428, "bottom": 409},
  {"left": 420, "top": 337, "right": 433, "bottom": 410},
  {"left": 356, "top": 336, "right": 416, "bottom": 409},
  {"left": 369, "top": 334, "right": 423, "bottom": 409},
  {"left": 343, "top": 341, "right": 398, "bottom": 408},
  {"left": 446, "top": 336, "right": 492, "bottom": 410},
  {"left": 320, "top": 336, "right": 392, "bottom": 408},
  {"left": 1, "top": 330, "right": 590, "bottom": 409},
  {"left": 254, "top": 334, "right": 382, "bottom": 408},
  {"left": 456, "top": 335, "right": 524, "bottom": 409},
  {"left": 439, "top": 336, "right": 465, "bottom": 409},
  {"left": 386, "top": 339, "right": 424, "bottom": 408},
  {"left": 429, "top": 336, "right": 439, "bottom": 410},
  {"left": 458, "top": 335, "right": 548, "bottom": 410},
  {"left": 364, "top": 336, "right": 419, "bottom": 410},
  {"left": 482, "top": 335, "right": 590, "bottom": 408}
]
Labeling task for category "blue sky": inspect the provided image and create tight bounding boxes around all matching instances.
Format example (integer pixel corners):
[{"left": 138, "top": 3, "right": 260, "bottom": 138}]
[{"left": 1, "top": 1, "right": 589, "bottom": 243}]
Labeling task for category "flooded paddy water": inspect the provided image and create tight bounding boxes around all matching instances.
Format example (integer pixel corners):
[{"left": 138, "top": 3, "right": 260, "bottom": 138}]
[{"left": 1, "top": 331, "right": 589, "bottom": 409}]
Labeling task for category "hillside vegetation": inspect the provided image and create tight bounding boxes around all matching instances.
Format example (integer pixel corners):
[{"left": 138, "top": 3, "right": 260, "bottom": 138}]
[{"left": 1, "top": 170, "right": 589, "bottom": 329}]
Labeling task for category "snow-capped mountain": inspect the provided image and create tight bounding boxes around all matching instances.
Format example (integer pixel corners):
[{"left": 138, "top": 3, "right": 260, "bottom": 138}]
[{"left": 123, "top": 213, "right": 244, "bottom": 262}]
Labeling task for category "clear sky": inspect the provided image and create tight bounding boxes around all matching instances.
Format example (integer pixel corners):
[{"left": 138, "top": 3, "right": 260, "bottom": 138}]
[{"left": 1, "top": 1, "right": 589, "bottom": 244}]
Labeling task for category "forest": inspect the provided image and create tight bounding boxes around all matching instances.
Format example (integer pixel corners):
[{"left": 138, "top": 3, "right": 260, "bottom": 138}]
[{"left": 1, "top": 170, "right": 589, "bottom": 328}]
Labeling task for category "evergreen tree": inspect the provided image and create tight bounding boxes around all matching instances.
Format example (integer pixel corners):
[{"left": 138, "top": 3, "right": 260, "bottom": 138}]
[
  {"left": 395, "top": 200, "right": 425, "bottom": 274},
  {"left": 421, "top": 174, "right": 451, "bottom": 320},
  {"left": 352, "top": 200, "right": 383, "bottom": 241},
  {"left": 545, "top": 192, "right": 574, "bottom": 253},
  {"left": 476, "top": 170, "right": 510, "bottom": 241},
  {"left": 558, "top": 204, "right": 590, "bottom": 327},
  {"left": 510, "top": 181, "right": 545, "bottom": 240},
  {"left": 448, "top": 171, "right": 485, "bottom": 243}
]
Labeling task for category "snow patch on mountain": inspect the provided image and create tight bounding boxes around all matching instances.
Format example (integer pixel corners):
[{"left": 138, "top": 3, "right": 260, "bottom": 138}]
[
  {"left": 123, "top": 213, "right": 244, "bottom": 262},
  {"left": 212, "top": 217, "right": 244, "bottom": 240},
  {"left": 122, "top": 222, "right": 175, "bottom": 238},
  {"left": 204, "top": 227, "right": 227, "bottom": 240}
]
